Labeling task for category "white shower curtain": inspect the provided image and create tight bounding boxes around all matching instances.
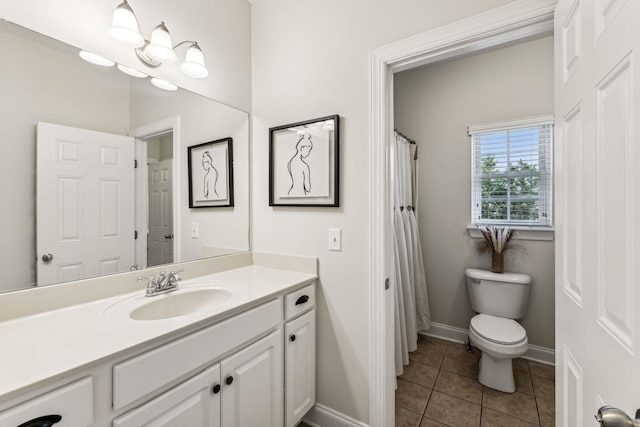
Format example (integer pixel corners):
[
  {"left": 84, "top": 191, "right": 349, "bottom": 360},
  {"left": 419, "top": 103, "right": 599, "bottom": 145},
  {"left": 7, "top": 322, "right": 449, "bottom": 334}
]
[{"left": 393, "top": 131, "right": 431, "bottom": 377}]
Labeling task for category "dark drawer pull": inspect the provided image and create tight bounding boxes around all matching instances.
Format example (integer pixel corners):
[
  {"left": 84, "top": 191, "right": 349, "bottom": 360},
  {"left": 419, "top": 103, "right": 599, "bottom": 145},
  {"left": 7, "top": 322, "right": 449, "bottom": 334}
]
[
  {"left": 295, "top": 295, "right": 309, "bottom": 306},
  {"left": 212, "top": 384, "right": 221, "bottom": 394},
  {"left": 225, "top": 376, "right": 234, "bottom": 385},
  {"left": 18, "top": 415, "right": 62, "bottom": 427},
  {"left": 290, "top": 334, "right": 296, "bottom": 342}
]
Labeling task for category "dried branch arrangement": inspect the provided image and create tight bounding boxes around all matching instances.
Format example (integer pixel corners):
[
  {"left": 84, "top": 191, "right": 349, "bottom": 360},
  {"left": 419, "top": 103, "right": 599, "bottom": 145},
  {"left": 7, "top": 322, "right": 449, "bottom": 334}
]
[
  {"left": 476, "top": 225, "right": 515, "bottom": 255},
  {"left": 476, "top": 225, "right": 526, "bottom": 273}
]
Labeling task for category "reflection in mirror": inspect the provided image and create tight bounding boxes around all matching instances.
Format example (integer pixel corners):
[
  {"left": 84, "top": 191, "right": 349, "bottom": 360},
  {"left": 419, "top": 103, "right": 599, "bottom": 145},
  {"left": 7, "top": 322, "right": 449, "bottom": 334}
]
[{"left": 0, "top": 20, "right": 249, "bottom": 293}]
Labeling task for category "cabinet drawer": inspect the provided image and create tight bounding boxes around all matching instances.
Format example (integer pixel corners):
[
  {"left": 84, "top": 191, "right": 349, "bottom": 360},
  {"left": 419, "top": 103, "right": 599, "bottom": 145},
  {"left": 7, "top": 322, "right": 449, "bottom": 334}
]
[
  {"left": 284, "top": 284, "right": 315, "bottom": 320},
  {"left": 0, "top": 377, "right": 93, "bottom": 427},
  {"left": 113, "top": 298, "right": 281, "bottom": 410}
]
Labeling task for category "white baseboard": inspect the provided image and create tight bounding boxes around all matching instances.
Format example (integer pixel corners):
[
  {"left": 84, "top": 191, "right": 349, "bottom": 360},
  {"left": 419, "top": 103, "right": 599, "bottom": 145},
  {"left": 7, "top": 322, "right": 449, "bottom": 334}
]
[
  {"left": 421, "top": 322, "right": 556, "bottom": 366},
  {"left": 422, "top": 322, "right": 468, "bottom": 344},
  {"left": 302, "top": 404, "right": 369, "bottom": 427},
  {"left": 523, "top": 344, "right": 555, "bottom": 365}
]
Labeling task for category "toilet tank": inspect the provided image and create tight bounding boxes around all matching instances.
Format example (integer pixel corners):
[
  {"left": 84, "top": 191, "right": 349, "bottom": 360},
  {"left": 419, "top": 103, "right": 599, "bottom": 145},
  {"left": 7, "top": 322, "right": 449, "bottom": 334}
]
[{"left": 465, "top": 268, "right": 531, "bottom": 319}]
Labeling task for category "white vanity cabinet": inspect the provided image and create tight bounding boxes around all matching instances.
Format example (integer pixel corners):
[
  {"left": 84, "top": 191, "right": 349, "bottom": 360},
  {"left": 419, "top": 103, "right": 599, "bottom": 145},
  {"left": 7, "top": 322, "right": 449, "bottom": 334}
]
[
  {"left": 220, "top": 329, "right": 283, "bottom": 426},
  {"left": 113, "top": 329, "right": 283, "bottom": 427},
  {"left": 284, "top": 284, "right": 316, "bottom": 427},
  {"left": 113, "top": 365, "right": 221, "bottom": 427},
  {"left": 0, "top": 268, "right": 317, "bottom": 427},
  {"left": 112, "top": 299, "right": 283, "bottom": 427}
]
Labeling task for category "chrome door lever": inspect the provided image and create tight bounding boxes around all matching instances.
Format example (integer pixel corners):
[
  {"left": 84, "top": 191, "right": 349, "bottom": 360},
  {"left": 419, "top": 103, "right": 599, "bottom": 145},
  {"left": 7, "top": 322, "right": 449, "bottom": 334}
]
[{"left": 595, "top": 406, "right": 640, "bottom": 427}]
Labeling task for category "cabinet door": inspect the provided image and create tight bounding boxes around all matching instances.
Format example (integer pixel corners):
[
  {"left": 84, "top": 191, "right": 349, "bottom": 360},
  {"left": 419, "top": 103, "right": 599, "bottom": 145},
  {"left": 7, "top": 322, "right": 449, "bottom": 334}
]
[
  {"left": 285, "top": 310, "right": 316, "bottom": 427},
  {"left": 220, "top": 329, "right": 283, "bottom": 427},
  {"left": 113, "top": 364, "right": 221, "bottom": 427}
]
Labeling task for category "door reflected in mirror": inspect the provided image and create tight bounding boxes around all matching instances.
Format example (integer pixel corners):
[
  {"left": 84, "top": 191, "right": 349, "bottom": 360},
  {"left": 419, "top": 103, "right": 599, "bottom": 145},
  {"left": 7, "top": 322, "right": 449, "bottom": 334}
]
[{"left": 1, "top": 20, "right": 249, "bottom": 293}]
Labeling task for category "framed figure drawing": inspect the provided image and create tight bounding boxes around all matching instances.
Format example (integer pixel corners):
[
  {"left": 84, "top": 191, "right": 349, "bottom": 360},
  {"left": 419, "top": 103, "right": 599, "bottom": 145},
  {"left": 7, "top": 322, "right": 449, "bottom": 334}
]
[
  {"left": 188, "top": 137, "right": 234, "bottom": 208},
  {"left": 269, "top": 114, "right": 339, "bottom": 207}
]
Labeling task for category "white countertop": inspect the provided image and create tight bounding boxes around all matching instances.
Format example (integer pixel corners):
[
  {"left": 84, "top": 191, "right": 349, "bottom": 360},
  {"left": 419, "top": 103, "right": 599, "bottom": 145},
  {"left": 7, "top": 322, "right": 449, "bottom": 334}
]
[{"left": 0, "top": 264, "right": 316, "bottom": 401}]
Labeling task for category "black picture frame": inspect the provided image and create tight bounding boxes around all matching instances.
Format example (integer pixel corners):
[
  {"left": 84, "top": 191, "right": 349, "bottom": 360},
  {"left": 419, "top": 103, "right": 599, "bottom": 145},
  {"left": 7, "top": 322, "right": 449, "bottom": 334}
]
[
  {"left": 188, "top": 137, "right": 234, "bottom": 208},
  {"left": 269, "top": 114, "right": 340, "bottom": 207}
]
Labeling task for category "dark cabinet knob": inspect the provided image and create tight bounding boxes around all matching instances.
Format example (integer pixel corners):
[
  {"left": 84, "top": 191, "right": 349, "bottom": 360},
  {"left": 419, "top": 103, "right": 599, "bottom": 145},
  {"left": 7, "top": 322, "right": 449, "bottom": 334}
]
[
  {"left": 212, "top": 384, "right": 221, "bottom": 394},
  {"left": 225, "top": 376, "right": 234, "bottom": 385},
  {"left": 290, "top": 334, "right": 296, "bottom": 342},
  {"left": 295, "top": 295, "right": 309, "bottom": 305},
  {"left": 18, "top": 415, "right": 62, "bottom": 427}
]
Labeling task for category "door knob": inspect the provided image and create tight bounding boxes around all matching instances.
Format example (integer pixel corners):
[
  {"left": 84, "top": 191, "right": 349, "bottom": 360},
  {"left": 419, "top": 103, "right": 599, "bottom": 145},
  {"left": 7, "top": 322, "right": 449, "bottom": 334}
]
[
  {"left": 595, "top": 406, "right": 640, "bottom": 427},
  {"left": 41, "top": 253, "right": 54, "bottom": 263}
]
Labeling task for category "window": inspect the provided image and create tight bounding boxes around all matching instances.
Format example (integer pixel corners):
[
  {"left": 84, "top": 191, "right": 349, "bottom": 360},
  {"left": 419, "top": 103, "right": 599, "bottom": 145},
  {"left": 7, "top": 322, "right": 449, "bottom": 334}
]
[{"left": 469, "top": 115, "right": 553, "bottom": 227}]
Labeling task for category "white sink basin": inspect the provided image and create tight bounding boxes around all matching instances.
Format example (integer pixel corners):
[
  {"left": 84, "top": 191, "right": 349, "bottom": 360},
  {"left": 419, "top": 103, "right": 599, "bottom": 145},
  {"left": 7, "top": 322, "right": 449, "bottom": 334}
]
[
  {"left": 129, "top": 288, "right": 233, "bottom": 321},
  {"left": 104, "top": 282, "right": 237, "bottom": 321}
]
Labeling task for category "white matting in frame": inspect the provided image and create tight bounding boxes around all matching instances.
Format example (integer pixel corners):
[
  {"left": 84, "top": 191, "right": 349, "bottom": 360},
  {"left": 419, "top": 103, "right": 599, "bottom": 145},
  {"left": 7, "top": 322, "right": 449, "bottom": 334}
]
[
  {"left": 188, "top": 137, "right": 234, "bottom": 208},
  {"left": 269, "top": 115, "right": 339, "bottom": 207}
]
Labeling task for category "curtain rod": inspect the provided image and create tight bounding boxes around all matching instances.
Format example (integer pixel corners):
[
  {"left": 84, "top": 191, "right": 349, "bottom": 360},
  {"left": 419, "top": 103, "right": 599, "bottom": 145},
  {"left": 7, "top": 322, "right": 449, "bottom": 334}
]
[{"left": 394, "top": 129, "right": 416, "bottom": 144}]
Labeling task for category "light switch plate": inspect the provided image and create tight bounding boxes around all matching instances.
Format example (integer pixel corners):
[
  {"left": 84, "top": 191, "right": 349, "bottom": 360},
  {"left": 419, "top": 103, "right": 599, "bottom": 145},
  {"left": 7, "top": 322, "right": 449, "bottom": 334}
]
[
  {"left": 191, "top": 222, "right": 199, "bottom": 238},
  {"left": 328, "top": 228, "right": 342, "bottom": 251}
]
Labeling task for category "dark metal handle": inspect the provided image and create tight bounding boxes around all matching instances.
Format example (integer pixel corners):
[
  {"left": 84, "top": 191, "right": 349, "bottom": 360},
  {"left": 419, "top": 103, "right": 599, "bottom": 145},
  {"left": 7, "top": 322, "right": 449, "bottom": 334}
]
[
  {"left": 41, "top": 253, "right": 54, "bottom": 263},
  {"left": 212, "top": 384, "right": 221, "bottom": 394},
  {"left": 17, "top": 415, "right": 62, "bottom": 427},
  {"left": 290, "top": 334, "right": 296, "bottom": 342},
  {"left": 164, "top": 234, "right": 173, "bottom": 239},
  {"left": 295, "top": 295, "right": 309, "bottom": 305},
  {"left": 225, "top": 376, "right": 233, "bottom": 385}
]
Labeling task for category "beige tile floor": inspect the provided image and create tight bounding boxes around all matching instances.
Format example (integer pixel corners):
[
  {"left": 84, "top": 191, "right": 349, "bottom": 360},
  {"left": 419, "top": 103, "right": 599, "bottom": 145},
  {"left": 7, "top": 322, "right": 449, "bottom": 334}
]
[{"left": 396, "top": 335, "right": 555, "bottom": 427}]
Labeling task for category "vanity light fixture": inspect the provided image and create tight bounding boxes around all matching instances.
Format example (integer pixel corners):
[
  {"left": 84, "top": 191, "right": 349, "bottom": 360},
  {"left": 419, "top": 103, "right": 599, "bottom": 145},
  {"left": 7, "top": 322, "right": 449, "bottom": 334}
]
[
  {"left": 79, "top": 51, "right": 115, "bottom": 67},
  {"left": 117, "top": 64, "right": 148, "bottom": 78},
  {"left": 109, "top": 0, "right": 209, "bottom": 79},
  {"left": 150, "top": 77, "right": 178, "bottom": 91}
]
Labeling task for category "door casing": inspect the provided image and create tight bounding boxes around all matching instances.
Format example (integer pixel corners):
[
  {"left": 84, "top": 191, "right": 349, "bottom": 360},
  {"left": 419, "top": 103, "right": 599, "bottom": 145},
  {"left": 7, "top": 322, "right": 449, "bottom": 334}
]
[{"left": 368, "top": 1, "right": 557, "bottom": 425}]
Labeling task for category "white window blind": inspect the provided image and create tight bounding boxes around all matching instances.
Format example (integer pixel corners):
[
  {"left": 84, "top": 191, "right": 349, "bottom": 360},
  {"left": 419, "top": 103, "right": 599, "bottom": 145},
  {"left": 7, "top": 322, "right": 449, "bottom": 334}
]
[{"left": 469, "top": 115, "right": 553, "bottom": 227}]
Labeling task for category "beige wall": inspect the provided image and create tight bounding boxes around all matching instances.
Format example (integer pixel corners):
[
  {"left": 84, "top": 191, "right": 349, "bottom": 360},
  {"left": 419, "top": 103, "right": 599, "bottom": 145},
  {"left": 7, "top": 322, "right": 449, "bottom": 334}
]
[
  {"left": 251, "top": 0, "right": 518, "bottom": 422},
  {"left": 394, "top": 36, "right": 555, "bottom": 349}
]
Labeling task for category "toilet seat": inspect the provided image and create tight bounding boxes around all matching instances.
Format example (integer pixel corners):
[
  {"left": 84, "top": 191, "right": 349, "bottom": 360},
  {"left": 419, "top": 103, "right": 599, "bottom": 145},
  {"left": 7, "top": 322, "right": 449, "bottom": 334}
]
[{"left": 470, "top": 314, "right": 526, "bottom": 345}]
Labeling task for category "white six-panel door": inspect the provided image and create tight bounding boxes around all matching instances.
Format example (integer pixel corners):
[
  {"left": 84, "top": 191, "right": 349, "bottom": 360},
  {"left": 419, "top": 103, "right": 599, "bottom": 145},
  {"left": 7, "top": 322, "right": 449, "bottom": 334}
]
[
  {"left": 147, "top": 159, "right": 174, "bottom": 267},
  {"left": 36, "top": 122, "right": 135, "bottom": 286},
  {"left": 555, "top": 0, "right": 640, "bottom": 424}
]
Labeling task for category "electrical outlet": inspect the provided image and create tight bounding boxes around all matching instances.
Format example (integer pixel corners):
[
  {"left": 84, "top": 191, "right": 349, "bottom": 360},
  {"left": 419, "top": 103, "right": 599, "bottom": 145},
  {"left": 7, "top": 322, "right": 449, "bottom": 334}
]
[
  {"left": 191, "top": 222, "right": 199, "bottom": 238},
  {"left": 328, "top": 228, "right": 342, "bottom": 251}
]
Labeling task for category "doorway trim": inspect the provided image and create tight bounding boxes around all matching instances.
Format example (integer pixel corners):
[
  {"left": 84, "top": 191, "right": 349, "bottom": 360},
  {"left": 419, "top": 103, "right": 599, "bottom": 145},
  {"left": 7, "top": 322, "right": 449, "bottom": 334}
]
[
  {"left": 368, "top": 1, "right": 557, "bottom": 425},
  {"left": 130, "top": 116, "right": 182, "bottom": 267}
]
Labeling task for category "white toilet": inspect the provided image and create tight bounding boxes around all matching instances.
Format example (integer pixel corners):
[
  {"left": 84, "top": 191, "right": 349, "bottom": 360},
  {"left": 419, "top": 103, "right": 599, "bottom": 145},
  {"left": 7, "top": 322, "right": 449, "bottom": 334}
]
[{"left": 465, "top": 267, "right": 531, "bottom": 393}]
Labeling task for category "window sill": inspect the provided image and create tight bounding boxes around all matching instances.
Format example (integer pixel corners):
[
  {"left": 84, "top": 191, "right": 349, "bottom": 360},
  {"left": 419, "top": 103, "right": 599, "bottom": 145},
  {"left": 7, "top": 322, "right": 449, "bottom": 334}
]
[{"left": 467, "top": 225, "right": 555, "bottom": 241}]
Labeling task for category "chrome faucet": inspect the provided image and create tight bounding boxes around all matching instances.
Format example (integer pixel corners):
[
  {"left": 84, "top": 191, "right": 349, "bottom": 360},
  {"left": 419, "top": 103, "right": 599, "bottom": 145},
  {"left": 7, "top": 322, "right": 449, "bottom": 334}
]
[{"left": 138, "top": 270, "right": 183, "bottom": 297}]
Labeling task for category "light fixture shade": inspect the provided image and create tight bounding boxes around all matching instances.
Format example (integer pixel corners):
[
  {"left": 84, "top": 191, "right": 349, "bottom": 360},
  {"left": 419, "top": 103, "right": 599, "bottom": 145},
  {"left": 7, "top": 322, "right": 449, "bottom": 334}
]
[
  {"left": 150, "top": 77, "right": 178, "bottom": 91},
  {"left": 180, "top": 43, "right": 209, "bottom": 78},
  {"left": 145, "top": 22, "right": 177, "bottom": 64},
  {"left": 117, "top": 64, "right": 148, "bottom": 78},
  {"left": 79, "top": 51, "right": 115, "bottom": 67},
  {"left": 109, "top": 0, "right": 144, "bottom": 47}
]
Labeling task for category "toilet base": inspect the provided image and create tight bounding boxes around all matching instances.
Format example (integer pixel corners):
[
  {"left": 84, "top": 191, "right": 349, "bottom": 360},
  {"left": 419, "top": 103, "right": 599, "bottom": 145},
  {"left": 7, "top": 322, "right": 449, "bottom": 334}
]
[{"left": 477, "top": 352, "right": 516, "bottom": 393}]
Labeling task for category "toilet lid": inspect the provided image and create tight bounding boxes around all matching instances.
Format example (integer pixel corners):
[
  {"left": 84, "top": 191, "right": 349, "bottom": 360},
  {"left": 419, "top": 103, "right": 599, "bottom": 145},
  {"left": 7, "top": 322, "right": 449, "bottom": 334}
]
[{"left": 470, "top": 314, "right": 526, "bottom": 345}]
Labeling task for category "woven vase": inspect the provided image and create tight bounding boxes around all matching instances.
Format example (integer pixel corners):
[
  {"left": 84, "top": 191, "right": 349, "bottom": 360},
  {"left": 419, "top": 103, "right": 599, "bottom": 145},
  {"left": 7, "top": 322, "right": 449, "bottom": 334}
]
[{"left": 491, "top": 252, "right": 504, "bottom": 273}]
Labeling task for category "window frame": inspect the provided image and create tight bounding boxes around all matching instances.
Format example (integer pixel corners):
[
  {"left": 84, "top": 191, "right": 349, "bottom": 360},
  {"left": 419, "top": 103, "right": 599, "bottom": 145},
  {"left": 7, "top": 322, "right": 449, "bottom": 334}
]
[{"left": 469, "top": 115, "right": 554, "bottom": 227}]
